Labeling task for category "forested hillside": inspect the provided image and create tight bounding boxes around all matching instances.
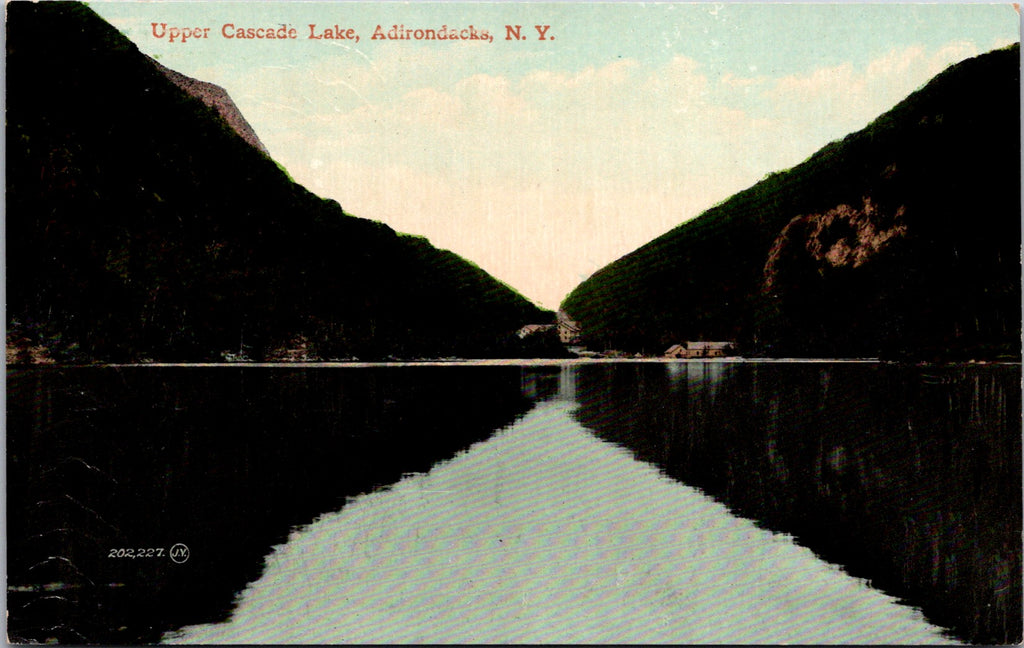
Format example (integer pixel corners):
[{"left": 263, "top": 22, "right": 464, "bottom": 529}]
[
  {"left": 563, "top": 45, "right": 1021, "bottom": 360},
  {"left": 7, "top": 2, "right": 553, "bottom": 363}
]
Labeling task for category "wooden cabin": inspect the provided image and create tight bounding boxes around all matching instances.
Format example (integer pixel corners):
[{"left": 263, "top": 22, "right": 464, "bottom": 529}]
[
  {"left": 664, "top": 341, "right": 736, "bottom": 358},
  {"left": 516, "top": 324, "right": 556, "bottom": 339}
]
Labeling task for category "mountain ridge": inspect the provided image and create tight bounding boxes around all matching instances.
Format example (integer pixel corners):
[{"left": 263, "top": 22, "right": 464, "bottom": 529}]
[
  {"left": 562, "top": 43, "right": 1021, "bottom": 361},
  {"left": 6, "top": 1, "right": 557, "bottom": 363}
]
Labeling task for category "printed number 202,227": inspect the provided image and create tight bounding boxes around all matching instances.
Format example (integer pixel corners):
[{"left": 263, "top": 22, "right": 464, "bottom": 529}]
[{"left": 108, "top": 548, "right": 165, "bottom": 559}]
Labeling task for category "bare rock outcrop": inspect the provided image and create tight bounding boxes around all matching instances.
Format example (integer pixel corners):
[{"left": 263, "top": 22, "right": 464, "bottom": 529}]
[
  {"left": 150, "top": 57, "right": 270, "bottom": 155},
  {"left": 763, "top": 196, "right": 908, "bottom": 294}
]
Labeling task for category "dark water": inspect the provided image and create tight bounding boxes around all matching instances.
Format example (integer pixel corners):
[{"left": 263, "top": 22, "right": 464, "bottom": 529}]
[
  {"left": 571, "top": 362, "right": 1022, "bottom": 644},
  {"left": 6, "top": 362, "right": 1021, "bottom": 644},
  {"left": 6, "top": 365, "right": 533, "bottom": 644}
]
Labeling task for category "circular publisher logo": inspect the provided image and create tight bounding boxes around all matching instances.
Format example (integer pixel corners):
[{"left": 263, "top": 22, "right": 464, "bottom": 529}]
[{"left": 169, "top": 543, "right": 191, "bottom": 564}]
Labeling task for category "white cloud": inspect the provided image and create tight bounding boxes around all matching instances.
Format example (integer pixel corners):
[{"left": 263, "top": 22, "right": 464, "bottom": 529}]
[{"left": 758, "top": 43, "right": 982, "bottom": 145}]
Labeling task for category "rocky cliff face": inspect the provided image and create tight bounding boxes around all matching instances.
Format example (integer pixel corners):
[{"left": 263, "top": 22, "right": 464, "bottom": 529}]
[
  {"left": 763, "top": 196, "right": 908, "bottom": 294},
  {"left": 151, "top": 57, "right": 269, "bottom": 155}
]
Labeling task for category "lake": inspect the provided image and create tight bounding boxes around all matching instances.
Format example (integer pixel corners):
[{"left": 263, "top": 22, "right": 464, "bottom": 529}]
[{"left": 6, "top": 361, "right": 1021, "bottom": 644}]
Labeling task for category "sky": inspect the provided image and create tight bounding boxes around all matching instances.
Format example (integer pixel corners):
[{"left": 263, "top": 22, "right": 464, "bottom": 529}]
[{"left": 90, "top": 2, "right": 1020, "bottom": 310}]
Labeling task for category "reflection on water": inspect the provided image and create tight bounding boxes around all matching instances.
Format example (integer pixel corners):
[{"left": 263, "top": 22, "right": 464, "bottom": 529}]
[
  {"left": 167, "top": 393, "right": 950, "bottom": 644},
  {"left": 573, "top": 361, "right": 1022, "bottom": 645},
  {"left": 665, "top": 359, "right": 730, "bottom": 398},
  {"left": 7, "top": 362, "right": 1019, "bottom": 644}
]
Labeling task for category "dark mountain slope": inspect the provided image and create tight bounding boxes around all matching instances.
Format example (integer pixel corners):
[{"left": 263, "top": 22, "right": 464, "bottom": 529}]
[
  {"left": 562, "top": 45, "right": 1021, "bottom": 360},
  {"left": 6, "top": 2, "right": 551, "bottom": 362}
]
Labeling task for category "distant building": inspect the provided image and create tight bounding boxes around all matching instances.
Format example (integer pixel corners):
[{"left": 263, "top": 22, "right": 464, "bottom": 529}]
[
  {"left": 664, "top": 344, "right": 687, "bottom": 358},
  {"left": 557, "top": 311, "right": 582, "bottom": 344},
  {"left": 516, "top": 324, "right": 556, "bottom": 339},
  {"left": 664, "top": 341, "right": 735, "bottom": 358}
]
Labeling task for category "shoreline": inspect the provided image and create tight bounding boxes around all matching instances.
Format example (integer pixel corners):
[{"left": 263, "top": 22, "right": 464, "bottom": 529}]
[{"left": 7, "top": 357, "right": 1021, "bottom": 369}]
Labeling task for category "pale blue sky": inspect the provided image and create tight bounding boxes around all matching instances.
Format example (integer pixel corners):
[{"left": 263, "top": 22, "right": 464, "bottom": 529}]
[
  {"left": 90, "top": 2, "right": 1020, "bottom": 309},
  {"left": 92, "top": 3, "right": 1018, "bottom": 76}
]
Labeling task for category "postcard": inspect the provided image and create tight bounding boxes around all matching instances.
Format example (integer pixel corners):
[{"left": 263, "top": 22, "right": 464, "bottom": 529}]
[{"left": 5, "top": 1, "right": 1021, "bottom": 644}]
